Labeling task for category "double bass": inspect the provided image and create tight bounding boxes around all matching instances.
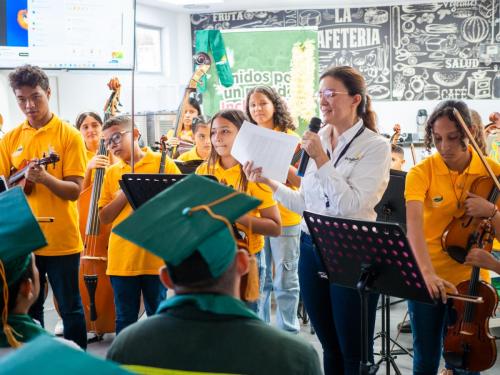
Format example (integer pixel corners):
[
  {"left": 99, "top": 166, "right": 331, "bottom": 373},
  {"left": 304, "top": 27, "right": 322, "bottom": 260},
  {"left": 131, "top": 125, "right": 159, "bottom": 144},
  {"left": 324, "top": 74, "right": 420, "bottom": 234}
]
[
  {"left": 76, "top": 81, "right": 122, "bottom": 338},
  {"left": 77, "top": 137, "right": 115, "bottom": 338},
  {"left": 441, "top": 108, "right": 498, "bottom": 372}
]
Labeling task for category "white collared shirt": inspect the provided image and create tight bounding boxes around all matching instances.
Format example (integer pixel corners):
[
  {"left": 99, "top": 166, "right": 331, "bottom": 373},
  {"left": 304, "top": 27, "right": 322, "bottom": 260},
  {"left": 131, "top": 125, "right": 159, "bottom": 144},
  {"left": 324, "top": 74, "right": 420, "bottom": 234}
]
[{"left": 274, "top": 119, "right": 391, "bottom": 233}]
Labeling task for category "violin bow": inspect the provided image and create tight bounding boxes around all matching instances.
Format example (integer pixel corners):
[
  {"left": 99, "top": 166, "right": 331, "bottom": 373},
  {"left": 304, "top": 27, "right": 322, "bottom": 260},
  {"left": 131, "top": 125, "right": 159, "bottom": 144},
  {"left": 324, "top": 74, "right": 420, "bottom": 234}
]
[
  {"left": 410, "top": 143, "right": 417, "bottom": 166},
  {"left": 453, "top": 108, "right": 500, "bottom": 192}
]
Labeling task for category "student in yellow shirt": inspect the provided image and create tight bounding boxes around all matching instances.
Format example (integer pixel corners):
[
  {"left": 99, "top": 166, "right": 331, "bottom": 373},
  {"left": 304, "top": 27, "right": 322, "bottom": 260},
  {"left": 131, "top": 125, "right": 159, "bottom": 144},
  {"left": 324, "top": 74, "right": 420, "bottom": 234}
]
[
  {"left": 0, "top": 65, "right": 87, "bottom": 349},
  {"left": 177, "top": 115, "right": 211, "bottom": 162},
  {"left": 165, "top": 97, "right": 201, "bottom": 157},
  {"left": 75, "top": 111, "right": 116, "bottom": 189},
  {"left": 98, "top": 115, "right": 180, "bottom": 334},
  {"left": 245, "top": 86, "right": 302, "bottom": 333},
  {"left": 405, "top": 100, "right": 500, "bottom": 375},
  {"left": 195, "top": 109, "right": 281, "bottom": 312}
]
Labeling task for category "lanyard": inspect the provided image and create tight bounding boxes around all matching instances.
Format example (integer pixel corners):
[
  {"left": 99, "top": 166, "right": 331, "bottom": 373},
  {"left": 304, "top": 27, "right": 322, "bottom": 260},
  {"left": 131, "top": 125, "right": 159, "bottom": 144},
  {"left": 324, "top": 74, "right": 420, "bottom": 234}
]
[{"left": 333, "top": 126, "right": 365, "bottom": 168}]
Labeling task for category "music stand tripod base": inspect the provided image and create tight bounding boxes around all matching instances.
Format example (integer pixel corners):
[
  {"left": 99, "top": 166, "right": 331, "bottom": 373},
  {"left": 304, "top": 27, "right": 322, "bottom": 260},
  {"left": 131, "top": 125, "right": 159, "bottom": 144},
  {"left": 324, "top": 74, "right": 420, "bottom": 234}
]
[{"left": 357, "top": 264, "right": 380, "bottom": 375}]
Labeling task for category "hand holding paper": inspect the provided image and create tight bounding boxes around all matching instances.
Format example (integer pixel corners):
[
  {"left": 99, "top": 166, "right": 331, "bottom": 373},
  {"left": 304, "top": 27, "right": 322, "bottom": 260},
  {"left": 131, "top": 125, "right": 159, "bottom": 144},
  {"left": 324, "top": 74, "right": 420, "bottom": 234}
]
[{"left": 231, "top": 121, "right": 298, "bottom": 183}]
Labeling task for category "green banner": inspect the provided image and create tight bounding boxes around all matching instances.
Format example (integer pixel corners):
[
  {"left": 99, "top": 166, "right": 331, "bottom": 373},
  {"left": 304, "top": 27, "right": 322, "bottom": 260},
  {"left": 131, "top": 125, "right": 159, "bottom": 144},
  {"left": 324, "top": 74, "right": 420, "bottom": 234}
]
[{"left": 202, "top": 28, "right": 318, "bottom": 134}]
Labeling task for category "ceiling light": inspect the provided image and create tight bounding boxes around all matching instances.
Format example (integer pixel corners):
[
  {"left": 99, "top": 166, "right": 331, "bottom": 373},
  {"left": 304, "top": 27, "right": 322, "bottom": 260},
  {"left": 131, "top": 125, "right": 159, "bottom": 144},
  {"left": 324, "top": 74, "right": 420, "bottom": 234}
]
[
  {"left": 183, "top": 4, "right": 211, "bottom": 9},
  {"left": 161, "top": 0, "right": 224, "bottom": 5}
]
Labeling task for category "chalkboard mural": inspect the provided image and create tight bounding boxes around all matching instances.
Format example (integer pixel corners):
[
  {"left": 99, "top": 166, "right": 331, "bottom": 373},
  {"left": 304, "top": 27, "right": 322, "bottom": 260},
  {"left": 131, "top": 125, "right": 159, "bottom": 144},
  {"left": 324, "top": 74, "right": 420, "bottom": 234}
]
[{"left": 191, "top": 1, "right": 500, "bottom": 101}]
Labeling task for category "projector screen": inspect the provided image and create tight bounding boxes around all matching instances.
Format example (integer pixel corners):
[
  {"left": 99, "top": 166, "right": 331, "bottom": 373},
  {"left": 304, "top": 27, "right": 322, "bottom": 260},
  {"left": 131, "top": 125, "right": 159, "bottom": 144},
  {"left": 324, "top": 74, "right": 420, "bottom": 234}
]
[{"left": 0, "top": 0, "right": 135, "bottom": 70}]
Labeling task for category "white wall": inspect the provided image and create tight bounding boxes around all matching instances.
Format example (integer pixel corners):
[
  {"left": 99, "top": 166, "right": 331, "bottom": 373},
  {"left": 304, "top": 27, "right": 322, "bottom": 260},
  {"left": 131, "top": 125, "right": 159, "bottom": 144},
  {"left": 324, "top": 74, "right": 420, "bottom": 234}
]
[
  {"left": 374, "top": 99, "right": 499, "bottom": 135},
  {"left": 0, "top": 4, "right": 193, "bottom": 132}
]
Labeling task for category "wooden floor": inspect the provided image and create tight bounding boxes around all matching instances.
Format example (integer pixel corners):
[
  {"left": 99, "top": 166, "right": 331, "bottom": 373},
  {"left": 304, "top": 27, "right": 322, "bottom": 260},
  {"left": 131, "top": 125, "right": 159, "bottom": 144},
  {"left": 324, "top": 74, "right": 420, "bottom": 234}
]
[{"left": 43, "top": 290, "right": 500, "bottom": 374}]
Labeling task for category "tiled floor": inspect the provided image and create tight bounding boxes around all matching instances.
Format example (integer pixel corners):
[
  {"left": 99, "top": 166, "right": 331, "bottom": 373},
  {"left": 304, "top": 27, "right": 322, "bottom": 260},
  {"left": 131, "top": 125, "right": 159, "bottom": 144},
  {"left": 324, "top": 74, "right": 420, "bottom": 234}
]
[{"left": 43, "top": 290, "right": 500, "bottom": 374}]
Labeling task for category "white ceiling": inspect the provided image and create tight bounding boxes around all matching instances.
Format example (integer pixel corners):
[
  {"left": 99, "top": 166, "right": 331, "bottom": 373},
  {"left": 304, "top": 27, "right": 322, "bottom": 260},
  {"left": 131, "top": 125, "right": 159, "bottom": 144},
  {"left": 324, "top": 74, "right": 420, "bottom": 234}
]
[{"left": 138, "top": 0, "right": 451, "bottom": 14}]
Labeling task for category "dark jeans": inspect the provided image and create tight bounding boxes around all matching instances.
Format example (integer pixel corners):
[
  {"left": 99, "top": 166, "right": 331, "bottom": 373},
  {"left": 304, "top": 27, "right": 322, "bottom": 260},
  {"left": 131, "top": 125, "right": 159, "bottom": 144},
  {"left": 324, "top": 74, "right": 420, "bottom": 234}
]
[
  {"left": 110, "top": 275, "right": 166, "bottom": 335},
  {"left": 408, "top": 300, "right": 479, "bottom": 375},
  {"left": 300, "top": 232, "right": 379, "bottom": 375},
  {"left": 29, "top": 253, "right": 87, "bottom": 349}
]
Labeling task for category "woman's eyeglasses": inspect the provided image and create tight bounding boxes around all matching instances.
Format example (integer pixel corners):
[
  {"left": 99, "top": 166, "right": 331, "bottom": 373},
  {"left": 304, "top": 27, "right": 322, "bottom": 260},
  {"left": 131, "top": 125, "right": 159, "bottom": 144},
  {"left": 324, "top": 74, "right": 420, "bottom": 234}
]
[
  {"left": 104, "top": 130, "right": 131, "bottom": 148},
  {"left": 316, "top": 89, "right": 349, "bottom": 100}
]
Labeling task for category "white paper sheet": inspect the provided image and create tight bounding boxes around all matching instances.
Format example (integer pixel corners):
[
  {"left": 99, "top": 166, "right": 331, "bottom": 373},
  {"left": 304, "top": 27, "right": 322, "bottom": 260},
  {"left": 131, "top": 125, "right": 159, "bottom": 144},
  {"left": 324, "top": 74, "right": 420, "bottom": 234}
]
[{"left": 231, "top": 121, "right": 298, "bottom": 183}]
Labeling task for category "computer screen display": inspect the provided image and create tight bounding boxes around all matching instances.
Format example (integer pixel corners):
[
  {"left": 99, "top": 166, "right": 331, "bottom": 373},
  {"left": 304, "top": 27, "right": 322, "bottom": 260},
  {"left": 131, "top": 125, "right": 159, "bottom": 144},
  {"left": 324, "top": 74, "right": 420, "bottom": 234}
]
[{"left": 0, "top": 0, "right": 135, "bottom": 70}]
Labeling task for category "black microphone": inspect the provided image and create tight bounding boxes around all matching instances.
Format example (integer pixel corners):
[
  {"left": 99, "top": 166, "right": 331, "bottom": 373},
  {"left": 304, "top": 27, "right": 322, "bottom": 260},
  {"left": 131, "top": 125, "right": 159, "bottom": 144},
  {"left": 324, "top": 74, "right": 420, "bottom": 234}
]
[{"left": 297, "top": 117, "right": 322, "bottom": 177}]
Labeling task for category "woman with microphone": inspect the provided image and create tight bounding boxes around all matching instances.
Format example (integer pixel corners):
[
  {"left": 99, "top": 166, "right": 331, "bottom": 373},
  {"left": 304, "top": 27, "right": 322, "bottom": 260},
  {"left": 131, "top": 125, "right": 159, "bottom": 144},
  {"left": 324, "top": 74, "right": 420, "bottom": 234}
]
[{"left": 243, "top": 66, "right": 391, "bottom": 375}]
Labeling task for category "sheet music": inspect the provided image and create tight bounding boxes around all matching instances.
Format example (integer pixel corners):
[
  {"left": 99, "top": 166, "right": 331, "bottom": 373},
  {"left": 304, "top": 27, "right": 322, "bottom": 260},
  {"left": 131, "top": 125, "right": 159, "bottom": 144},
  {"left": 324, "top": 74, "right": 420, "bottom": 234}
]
[{"left": 231, "top": 121, "right": 298, "bottom": 183}]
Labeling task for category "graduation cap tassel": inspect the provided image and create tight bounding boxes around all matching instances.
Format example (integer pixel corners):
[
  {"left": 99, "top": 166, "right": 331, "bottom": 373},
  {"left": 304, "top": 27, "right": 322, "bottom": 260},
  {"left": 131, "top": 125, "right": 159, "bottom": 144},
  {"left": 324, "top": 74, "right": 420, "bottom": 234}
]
[
  {"left": 187, "top": 191, "right": 241, "bottom": 244},
  {"left": 243, "top": 219, "right": 259, "bottom": 302},
  {"left": 0, "top": 261, "right": 22, "bottom": 348}
]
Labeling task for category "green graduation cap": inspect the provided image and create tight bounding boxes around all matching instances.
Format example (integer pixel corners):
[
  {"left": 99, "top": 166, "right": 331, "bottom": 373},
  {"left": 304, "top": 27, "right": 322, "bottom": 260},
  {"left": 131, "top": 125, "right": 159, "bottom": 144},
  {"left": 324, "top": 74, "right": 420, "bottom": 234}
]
[
  {"left": 113, "top": 174, "right": 261, "bottom": 283},
  {"left": 0, "top": 187, "right": 47, "bottom": 348},
  {"left": 0, "top": 335, "right": 134, "bottom": 375},
  {"left": 0, "top": 187, "right": 47, "bottom": 285}
]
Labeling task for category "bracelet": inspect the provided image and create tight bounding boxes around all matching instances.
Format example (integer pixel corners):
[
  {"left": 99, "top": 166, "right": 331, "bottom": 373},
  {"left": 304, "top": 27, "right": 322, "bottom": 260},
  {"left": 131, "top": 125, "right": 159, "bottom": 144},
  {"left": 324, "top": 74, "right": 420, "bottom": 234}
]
[{"left": 488, "top": 205, "right": 498, "bottom": 221}]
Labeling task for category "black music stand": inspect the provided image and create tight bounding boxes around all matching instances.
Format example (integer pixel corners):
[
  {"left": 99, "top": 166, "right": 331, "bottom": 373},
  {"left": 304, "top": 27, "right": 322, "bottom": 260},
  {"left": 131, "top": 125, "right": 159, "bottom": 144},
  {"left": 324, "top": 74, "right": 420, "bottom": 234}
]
[
  {"left": 375, "top": 169, "right": 407, "bottom": 231},
  {"left": 374, "top": 169, "right": 412, "bottom": 374},
  {"left": 304, "top": 212, "right": 434, "bottom": 375},
  {"left": 119, "top": 174, "right": 187, "bottom": 209},
  {"left": 174, "top": 159, "right": 204, "bottom": 174},
  {"left": 119, "top": 174, "right": 218, "bottom": 209}
]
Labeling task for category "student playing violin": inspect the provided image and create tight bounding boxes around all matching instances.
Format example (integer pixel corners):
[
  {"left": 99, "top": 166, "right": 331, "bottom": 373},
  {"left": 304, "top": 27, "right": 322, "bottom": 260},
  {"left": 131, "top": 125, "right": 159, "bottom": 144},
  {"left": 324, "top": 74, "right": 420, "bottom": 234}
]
[{"left": 405, "top": 100, "right": 500, "bottom": 375}]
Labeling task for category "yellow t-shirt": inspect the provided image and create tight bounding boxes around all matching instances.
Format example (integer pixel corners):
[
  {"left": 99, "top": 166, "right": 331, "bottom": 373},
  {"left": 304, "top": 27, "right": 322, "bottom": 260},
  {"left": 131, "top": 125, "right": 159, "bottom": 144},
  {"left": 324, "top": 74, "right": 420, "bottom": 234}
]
[
  {"left": 98, "top": 148, "right": 181, "bottom": 276},
  {"left": 177, "top": 147, "right": 203, "bottom": 162},
  {"left": 405, "top": 147, "right": 500, "bottom": 286},
  {"left": 196, "top": 161, "right": 277, "bottom": 254},
  {"left": 276, "top": 128, "right": 301, "bottom": 227},
  {"left": 166, "top": 129, "right": 193, "bottom": 142},
  {"left": 84, "top": 149, "right": 117, "bottom": 184},
  {"left": 0, "top": 114, "right": 86, "bottom": 256},
  {"left": 85, "top": 149, "right": 97, "bottom": 184},
  {"left": 85, "top": 149, "right": 95, "bottom": 162}
]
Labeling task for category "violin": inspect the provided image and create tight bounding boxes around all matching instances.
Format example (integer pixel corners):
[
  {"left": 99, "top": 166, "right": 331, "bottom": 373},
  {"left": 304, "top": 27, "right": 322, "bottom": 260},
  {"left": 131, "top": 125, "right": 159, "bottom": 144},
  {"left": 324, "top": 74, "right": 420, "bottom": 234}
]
[
  {"left": 77, "top": 138, "right": 116, "bottom": 338},
  {"left": 409, "top": 143, "right": 417, "bottom": 165},
  {"left": 167, "top": 53, "right": 211, "bottom": 158},
  {"left": 441, "top": 108, "right": 498, "bottom": 372},
  {"left": 8, "top": 153, "right": 60, "bottom": 195}
]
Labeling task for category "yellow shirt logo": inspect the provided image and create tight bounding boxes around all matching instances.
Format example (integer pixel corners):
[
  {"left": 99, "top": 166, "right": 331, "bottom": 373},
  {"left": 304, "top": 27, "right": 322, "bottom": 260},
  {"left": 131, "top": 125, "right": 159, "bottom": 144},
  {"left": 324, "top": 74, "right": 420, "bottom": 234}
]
[{"left": 431, "top": 195, "right": 444, "bottom": 207}]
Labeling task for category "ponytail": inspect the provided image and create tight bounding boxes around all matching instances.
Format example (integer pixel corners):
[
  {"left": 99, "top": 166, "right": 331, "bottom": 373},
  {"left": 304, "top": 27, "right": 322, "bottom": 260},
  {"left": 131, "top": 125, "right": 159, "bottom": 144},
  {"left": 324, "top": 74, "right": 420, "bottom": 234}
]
[{"left": 360, "top": 95, "right": 377, "bottom": 132}]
